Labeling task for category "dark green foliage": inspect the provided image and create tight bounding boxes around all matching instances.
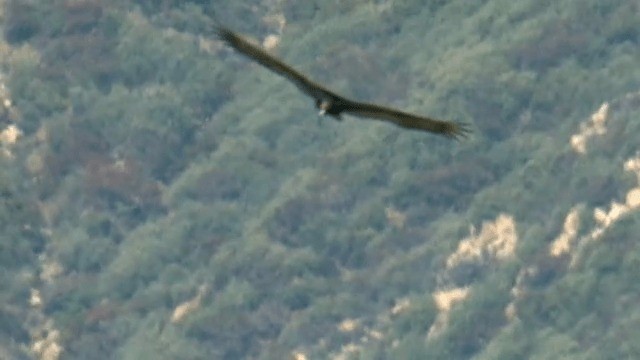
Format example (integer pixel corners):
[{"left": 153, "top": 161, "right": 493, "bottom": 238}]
[
  {"left": 394, "top": 298, "right": 438, "bottom": 334},
  {"left": 0, "top": 159, "right": 43, "bottom": 266},
  {"left": 387, "top": 333, "right": 430, "bottom": 360},
  {"left": 432, "top": 280, "right": 511, "bottom": 358},
  {"left": 3, "top": 1, "right": 41, "bottom": 44}
]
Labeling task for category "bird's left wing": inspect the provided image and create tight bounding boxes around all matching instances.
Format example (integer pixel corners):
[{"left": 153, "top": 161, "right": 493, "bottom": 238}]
[{"left": 340, "top": 100, "right": 470, "bottom": 139}]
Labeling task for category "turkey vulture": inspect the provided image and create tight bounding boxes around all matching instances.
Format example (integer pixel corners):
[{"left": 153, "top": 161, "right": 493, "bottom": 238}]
[{"left": 215, "top": 24, "right": 469, "bottom": 139}]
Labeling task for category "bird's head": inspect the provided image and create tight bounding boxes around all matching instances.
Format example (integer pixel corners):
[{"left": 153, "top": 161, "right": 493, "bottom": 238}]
[
  {"left": 315, "top": 98, "right": 342, "bottom": 120},
  {"left": 316, "top": 99, "right": 331, "bottom": 116}
]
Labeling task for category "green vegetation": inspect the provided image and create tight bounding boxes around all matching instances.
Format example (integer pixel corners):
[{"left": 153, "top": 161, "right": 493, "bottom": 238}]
[{"left": 1, "top": 0, "right": 639, "bottom": 359}]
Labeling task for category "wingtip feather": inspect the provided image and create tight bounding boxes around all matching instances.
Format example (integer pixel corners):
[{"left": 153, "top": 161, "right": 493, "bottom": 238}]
[{"left": 448, "top": 122, "right": 472, "bottom": 141}]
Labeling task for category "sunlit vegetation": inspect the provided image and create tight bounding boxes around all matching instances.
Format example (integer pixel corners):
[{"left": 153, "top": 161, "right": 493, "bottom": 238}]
[{"left": 1, "top": 0, "right": 639, "bottom": 359}]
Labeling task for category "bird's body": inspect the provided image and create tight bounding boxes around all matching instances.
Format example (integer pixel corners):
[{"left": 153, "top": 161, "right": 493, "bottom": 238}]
[{"left": 214, "top": 24, "right": 469, "bottom": 139}]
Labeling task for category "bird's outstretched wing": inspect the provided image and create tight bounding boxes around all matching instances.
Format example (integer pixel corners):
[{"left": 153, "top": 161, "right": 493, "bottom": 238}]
[
  {"left": 214, "top": 25, "right": 340, "bottom": 101},
  {"left": 339, "top": 100, "right": 470, "bottom": 140},
  {"left": 214, "top": 24, "right": 470, "bottom": 140}
]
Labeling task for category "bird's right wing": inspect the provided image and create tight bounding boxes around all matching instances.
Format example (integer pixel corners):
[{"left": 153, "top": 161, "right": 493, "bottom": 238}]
[{"left": 214, "top": 25, "right": 338, "bottom": 101}]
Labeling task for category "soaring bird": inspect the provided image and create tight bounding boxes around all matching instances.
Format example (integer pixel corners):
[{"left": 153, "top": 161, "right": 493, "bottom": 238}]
[{"left": 214, "top": 24, "right": 469, "bottom": 139}]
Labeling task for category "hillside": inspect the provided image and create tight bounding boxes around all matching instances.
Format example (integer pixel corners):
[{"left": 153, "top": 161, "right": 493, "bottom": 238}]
[{"left": 1, "top": 0, "right": 639, "bottom": 359}]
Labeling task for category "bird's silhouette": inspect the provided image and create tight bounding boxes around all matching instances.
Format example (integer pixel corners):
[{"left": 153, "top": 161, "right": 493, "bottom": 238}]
[{"left": 215, "top": 24, "right": 469, "bottom": 139}]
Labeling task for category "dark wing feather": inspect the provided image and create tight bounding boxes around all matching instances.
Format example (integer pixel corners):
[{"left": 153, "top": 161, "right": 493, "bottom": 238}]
[
  {"left": 340, "top": 100, "right": 470, "bottom": 139},
  {"left": 214, "top": 25, "right": 340, "bottom": 101}
]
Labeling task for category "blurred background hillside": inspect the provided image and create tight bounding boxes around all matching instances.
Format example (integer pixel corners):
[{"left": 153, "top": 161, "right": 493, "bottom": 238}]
[{"left": 1, "top": 0, "right": 639, "bottom": 359}]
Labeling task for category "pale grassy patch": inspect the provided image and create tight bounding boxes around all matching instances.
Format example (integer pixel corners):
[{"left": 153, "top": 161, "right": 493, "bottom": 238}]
[
  {"left": 385, "top": 206, "right": 407, "bottom": 229},
  {"left": 427, "top": 287, "right": 470, "bottom": 340},
  {"left": 30, "top": 320, "right": 63, "bottom": 360},
  {"left": 570, "top": 102, "right": 609, "bottom": 154},
  {"left": 263, "top": 34, "right": 281, "bottom": 51},
  {"left": 171, "top": 285, "right": 209, "bottom": 324},
  {"left": 338, "top": 318, "right": 359, "bottom": 333},
  {"left": 549, "top": 206, "right": 581, "bottom": 257},
  {"left": 446, "top": 214, "right": 517, "bottom": 269}
]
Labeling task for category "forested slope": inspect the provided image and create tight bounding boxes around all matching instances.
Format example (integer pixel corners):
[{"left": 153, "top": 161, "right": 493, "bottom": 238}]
[{"left": 1, "top": 0, "right": 639, "bottom": 359}]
